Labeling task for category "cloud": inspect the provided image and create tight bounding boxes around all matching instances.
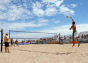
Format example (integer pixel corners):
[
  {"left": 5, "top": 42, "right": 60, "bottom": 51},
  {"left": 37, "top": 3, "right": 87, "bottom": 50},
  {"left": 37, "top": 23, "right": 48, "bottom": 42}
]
[
  {"left": 7, "top": 5, "right": 31, "bottom": 21},
  {"left": 38, "top": 19, "right": 49, "bottom": 23},
  {"left": 0, "top": 5, "right": 31, "bottom": 21},
  {"left": 0, "top": 0, "right": 11, "bottom": 14},
  {"left": 0, "top": 0, "right": 11, "bottom": 4},
  {"left": 40, "top": 24, "right": 88, "bottom": 35},
  {"left": 0, "top": 18, "right": 49, "bottom": 32},
  {"left": 70, "top": 4, "right": 77, "bottom": 8},
  {"left": 32, "top": 1, "right": 44, "bottom": 16},
  {"left": 7, "top": 5, "right": 24, "bottom": 20},
  {"left": 54, "top": 20, "right": 60, "bottom": 24},
  {"left": 45, "top": 7, "right": 58, "bottom": 16},
  {"left": 59, "top": 5, "right": 75, "bottom": 15},
  {"left": 0, "top": 0, "right": 76, "bottom": 20},
  {"left": 42, "top": 0, "right": 64, "bottom": 7},
  {"left": 43, "top": 0, "right": 64, "bottom": 9},
  {"left": 77, "top": 24, "right": 88, "bottom": 32},
  {"left": 1, "top": 23, "right": 87, "bottom": 35},
  {"left": 32, "top": 3, "right": 58, "bottom": 16},
  {"left": 32, "top": 1, "right": 59, "bottom": 16},
  {"left": 55, "top": 0, "right": 64, "bottom": 7},
  {"left": 32, "top": 0, "right": 75, "bottom": 17},
  {"left": 0, "top": 0, "right": 32, "bottom": 21},
  {"left": 42, "top": 0, "right": 58, "bottom": 3},
  {"left": 0, "top": 22, "right": 44, "bottom": 30},
  {"left": 0, "top": 0, "right": 11, "bottom": 10},
  {"left": 0, "top": 5, "right": 7, "bottom": 10},
  {"left": 40, "top": 25, "right": 71, "bottom": 35}
]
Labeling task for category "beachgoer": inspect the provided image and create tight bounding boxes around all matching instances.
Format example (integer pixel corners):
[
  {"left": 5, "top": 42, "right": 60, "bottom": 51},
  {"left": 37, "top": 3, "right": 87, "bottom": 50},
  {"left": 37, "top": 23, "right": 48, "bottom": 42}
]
[
  {"left": 10, "top": 38, "right": 14, "bottom": 46},
  {"left": 70, "top": 19, "right": 80, "bottom": 47},
  {"left": 4, "top": 33, "right": 10, "bottom": 53},
  {"left": 15, "top": 40, "right": 19, "bottom": 46}
]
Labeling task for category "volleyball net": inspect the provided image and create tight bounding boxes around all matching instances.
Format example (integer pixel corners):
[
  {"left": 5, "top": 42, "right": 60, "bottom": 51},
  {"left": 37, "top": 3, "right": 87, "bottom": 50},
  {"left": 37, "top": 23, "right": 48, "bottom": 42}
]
[{"left": 9, "top": 30, "right": 59, "bottom": 44}]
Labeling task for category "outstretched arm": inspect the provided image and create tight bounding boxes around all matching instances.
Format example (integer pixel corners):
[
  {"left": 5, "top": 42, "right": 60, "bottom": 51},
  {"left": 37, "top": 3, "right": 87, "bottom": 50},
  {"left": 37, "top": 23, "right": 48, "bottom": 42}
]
[{"left": 70, "top": 16, "right": 75, "bottom": 22}]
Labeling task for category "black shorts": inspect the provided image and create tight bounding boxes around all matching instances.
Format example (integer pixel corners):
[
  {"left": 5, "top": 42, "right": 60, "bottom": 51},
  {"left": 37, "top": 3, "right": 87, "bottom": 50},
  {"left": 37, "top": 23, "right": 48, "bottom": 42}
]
[
  {"left": 5, "top": 42, "right": 9, "bottom": 47},
  {"left": 11, "top": 42, "right": 13, "bottom": 45}
]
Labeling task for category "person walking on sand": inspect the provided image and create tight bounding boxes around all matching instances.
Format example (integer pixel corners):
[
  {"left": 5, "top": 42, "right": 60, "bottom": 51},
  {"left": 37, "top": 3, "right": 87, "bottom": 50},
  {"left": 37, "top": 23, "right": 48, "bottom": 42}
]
[
  {"left": 4, "top": 33, "right": 10, "bottom": 53},
  {"left": 10, "top": 38, "right": 14, "bottom": 46},
  {"left": 70, "top": 18, "right": 80, "bottom": 47},
  {"left": 15, "top": 40, "right": 19, "bottom": 46}
]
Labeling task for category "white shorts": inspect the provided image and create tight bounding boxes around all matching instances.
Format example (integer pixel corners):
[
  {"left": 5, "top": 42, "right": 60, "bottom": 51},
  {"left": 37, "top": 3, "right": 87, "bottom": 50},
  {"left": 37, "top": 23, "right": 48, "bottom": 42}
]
[{"left": 74, "top": 32, "right": 78, "bottom": 38}]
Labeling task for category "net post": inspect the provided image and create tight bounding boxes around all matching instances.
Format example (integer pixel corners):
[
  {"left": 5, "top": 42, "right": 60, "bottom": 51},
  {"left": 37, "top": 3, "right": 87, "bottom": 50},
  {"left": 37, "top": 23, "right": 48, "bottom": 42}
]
[
  {"left": 1, "top": 29, "right": 3, "bottom": 52},
  {"left": 59, "top": 33, "right": 60, "bottom": 44},
  {"left": 9, "top": 30, "right": 10, "bottom": 39}
]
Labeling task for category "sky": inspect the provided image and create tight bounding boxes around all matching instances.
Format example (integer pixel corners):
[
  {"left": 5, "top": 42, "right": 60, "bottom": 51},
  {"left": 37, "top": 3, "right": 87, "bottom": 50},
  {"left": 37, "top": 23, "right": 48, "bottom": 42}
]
[{"left": 0, "top": 0, "right": 88, "bottom": 38}]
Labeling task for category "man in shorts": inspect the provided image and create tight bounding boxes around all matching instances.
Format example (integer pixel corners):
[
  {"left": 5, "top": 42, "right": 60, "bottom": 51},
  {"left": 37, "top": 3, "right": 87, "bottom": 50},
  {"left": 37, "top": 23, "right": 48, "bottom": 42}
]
[
  {"left": 4, "top": 33, "right": 10, "bottom": 53},
  {"left": 70, "top": 21, "right": 80, "bottom": 47}
]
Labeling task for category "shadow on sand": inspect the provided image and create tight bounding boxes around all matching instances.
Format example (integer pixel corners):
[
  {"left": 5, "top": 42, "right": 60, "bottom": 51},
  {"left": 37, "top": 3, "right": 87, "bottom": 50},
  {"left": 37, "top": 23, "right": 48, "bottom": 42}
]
[{"left": 18, "top": 49, "right": 72, "bottom": 55}]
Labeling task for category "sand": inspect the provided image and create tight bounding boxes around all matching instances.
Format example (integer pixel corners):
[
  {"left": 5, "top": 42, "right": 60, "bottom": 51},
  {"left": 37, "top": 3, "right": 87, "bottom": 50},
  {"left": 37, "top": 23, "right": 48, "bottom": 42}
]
[{"left": 0, "top": 44, "right": 88, "bottom": 63}]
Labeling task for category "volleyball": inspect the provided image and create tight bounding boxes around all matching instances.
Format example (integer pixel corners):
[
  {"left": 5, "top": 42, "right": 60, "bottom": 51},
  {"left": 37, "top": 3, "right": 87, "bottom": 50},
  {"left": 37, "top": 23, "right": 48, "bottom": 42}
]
[{"left": 66, "top": 16, "right": 68, "bottom": 18}]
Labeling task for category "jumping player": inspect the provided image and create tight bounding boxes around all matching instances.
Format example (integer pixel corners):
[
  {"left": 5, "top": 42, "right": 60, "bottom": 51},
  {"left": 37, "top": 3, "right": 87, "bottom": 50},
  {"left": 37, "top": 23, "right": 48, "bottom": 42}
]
[{"left": 70, "top": 17, "right": 80, "bottom": 47}]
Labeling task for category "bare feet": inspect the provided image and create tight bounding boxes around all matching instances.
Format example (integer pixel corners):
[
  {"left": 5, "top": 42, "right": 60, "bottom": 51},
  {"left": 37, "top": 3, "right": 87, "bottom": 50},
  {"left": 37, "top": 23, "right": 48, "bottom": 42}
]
[
  {"left": 78, "top": 44, "right": 80, "bottom": 47},
  {"left": 72, "top": 45, "right": 75, "bottom": 47}
]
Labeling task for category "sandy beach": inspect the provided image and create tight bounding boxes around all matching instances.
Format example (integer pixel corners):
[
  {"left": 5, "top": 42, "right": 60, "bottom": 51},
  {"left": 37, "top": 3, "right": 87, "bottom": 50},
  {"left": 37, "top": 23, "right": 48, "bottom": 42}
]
[{"left": 0, "top": 44, "right": 88, "bottom": 63}]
